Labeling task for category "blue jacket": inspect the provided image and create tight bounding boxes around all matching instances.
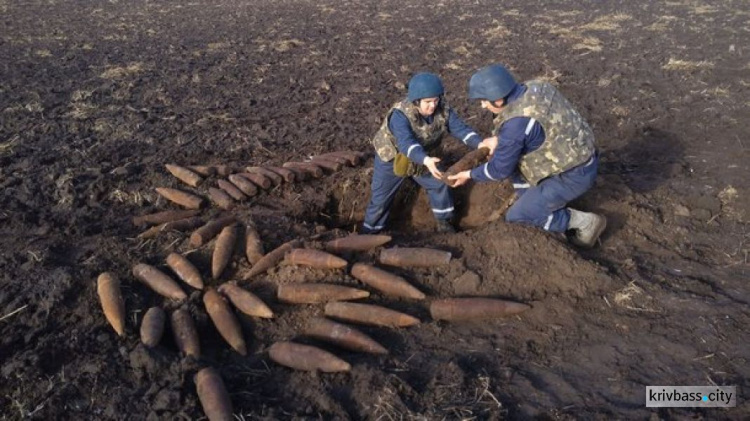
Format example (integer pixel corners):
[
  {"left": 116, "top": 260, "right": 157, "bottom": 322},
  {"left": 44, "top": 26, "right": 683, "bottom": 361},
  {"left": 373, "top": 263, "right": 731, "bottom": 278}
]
[
  {"left": 470, "top": 84, "right": 546, "bottom": 182},
  {"left": 389, "top": 106, "right": 481, "bottom": 165}
]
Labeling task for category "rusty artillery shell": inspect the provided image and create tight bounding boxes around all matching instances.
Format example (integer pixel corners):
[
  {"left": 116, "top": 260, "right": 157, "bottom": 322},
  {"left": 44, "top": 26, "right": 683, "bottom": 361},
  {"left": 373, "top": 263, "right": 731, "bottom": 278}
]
[
  {"left": 284, "top": 248, "right": 348, "bottom": 269},
  {"left": 208, "top": 187, "right": 234, "bottom": 210},
  {"left": 430, "top": 298, "right": 531, "bottom": 321},
  {"left": 217, "top": 179, "right": 247, "bottom": 201},
  {"left": 138, "top": 216, "right": 203, "bottom": 239},
  {"left": 212, "top": 224, "right": 238, "bottom": 279},
  {"left": 188, "top": 165, "right": 217, "bottom": 177},
  {"left": 165, "top": 164, "right": 203, "bottom": 187},
  {"left": 305, "top": 318, "right": 387, "bottom": 354},
  {"left": 324, "top": 234, "right": 392, "bottom": 253},
  {"left": 278, "top": 283, "right": 370, "bottom": 304},
  {"left": 195, "top": 367, "right": 233, "bottom": 421},
  {"left": 132, "top": 209, "right": 200, "bottom": 227},
  {"left": 308, "top": 157, "right": 342, "bottom": 171},
  {"left": 282, "top": 161, "right": 324, "bottom": 178},
  {"left": 268, "top": 341, "right": 350, "bottom": 372},
  {"left": 324, "top": 302, "right": 420, "bottom": 327},
  {"left": 313, "top": 153, "right": 349, "bottom": 166},
  {"left": 237, "top": 172, "right": 272, "bottom": 189},
  {"left": 351, "top": 263, "right": 425, "bottom": 300},
  {"left": 213, "top": 165, "right": 235, "bottom": 177},
  {"left": 443, "top": 148, "right": 490, "bottom": 186},
  {"left": 321, "top": 151, "right": 362, "bottom": 166},
  {"left": 190, "top": 215, "right": 236, "bottom": 247},
  {"left": 241, "top": 240, "right": 301, "bottom": 281},
  {"left": 228, "top": 174, "right": 258, "bottom": 197},
  {"left": 97, "top": 272, "right": 125, "bottom": 336},
  {"left": 245, "top": 166, "right": 282, "bottom": 185},
  {"left": 155, "top": 187, "right": 204, "bottom": 209},
  {"left": 132, "top": 264, "right": 187, "bottom": 301},
  {"left": 166, "top": 252, "right": 204, "bottom": 289},
  {"left": 379, "top": 247, "right": 451, "bottom": 268},
  {"left": 244, "top": 224, "right": 264, "bottom": 265},
  {"left": 140, "top": 306, "right": 166, "bottom": 347},
  {"left": 172, "top": 308, "right": 200, "bottom": 357},
  {"left": 265, "top": 166, "right": 296, "bottom": 183},
  {"left": 218, "top": 282, "right": 273, "bottom": 318},
  {"left": 280, "top": 165, "right": 309, "bottom": 181},
  {"left": 203, "top": 288, "right": 247, "bottom": 355}
]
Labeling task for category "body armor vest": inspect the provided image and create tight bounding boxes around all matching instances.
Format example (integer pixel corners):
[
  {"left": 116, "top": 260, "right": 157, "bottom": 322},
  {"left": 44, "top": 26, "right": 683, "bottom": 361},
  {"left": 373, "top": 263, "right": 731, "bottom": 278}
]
[
  {"left": 371, "top": 100, "right": 449, "bottom": 163},
  {"left": 493, "top": 81, "right": 595, "bottom": 185}
]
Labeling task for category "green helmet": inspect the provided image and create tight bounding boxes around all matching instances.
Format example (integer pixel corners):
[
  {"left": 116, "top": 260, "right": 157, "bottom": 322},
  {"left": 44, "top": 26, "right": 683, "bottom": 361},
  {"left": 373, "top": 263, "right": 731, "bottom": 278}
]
[{"left": 468, "top": 64, "right": 517, "bottom": 101}]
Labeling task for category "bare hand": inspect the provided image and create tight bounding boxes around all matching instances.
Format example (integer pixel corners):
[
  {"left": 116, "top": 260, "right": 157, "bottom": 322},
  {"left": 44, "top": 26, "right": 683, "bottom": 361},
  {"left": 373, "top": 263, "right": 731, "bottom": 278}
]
[
  {"left": 478, "top": 136, "right": 499, "bottom": 155},
  {"left": 447, "top": 170, "right": 471, "bottom": 187},
  {"left": 423, "top": 156, "right": 443, "bottom": 179}
]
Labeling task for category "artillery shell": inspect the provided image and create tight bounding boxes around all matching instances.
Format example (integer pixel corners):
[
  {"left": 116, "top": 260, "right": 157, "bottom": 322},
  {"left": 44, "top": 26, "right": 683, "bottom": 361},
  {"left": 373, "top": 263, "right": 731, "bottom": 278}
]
[
  {"left": 212, "top": 224, "right": 238, "bottom": 279},
  {"left": 308, "top": 157, "right": 341, "bottom": 172},
  {"left": 188, "top": 165, "right": 217, "bottom": 177},
  {"left": 379, "top": 247, "right": 451, "bottom": 268},
  {"left": 237, "top": 172, "right": 272, "bottom": 189},
  {"left": 166, "top": 252, "right": 204, "bottom": 290},
  {"left": 190, "top": 215, "right": 236, "bottom": 247},
  {"left": 278, "top": 283, "right": 370, "bottom": 304},
  {"left": 97, "top": 272, "right": 125, "bottom": 336},
  {"left": 132, "top": 264, "right": 187, "bottom": 301},
  {"left": 217, "top": 179, "right": 247, "bottom": 201},
  {"left": 305, "top": 318, "right": 387, "bottom": 354},
  {"left": 265, "top": 166, "right": 296, "bottom": 183},
  {"left": 203, "top": 289, "right": 247, "bottom": 355},
  {"left": 172, "top": 308, "right": 200, "bottom": 358},
  {"left": 244, "top": 224, "right": 264, "bottom": 265},
  {"left": 284, "top": 248, "right": 348, "bottom": 269},
  {"left": 324, "top": 302, "right": 420, "bottom": 327},
  {"left": 245, "top": 166, "right": 282, "bottom": 185},
  {"left": 443, "top": 148, "right": 490, "bottom": 186},
  {"left": 228, "top": 174, "right": 258, "bottom": 197},
  {"left": 195, "top": 367, "right": 233, "bottom": 421},
  {"left": 140, "top": 306, "right": 166, "bottom": 347},
  {"left": 429, "top": 298, "right": 531, "bottom": 321},
  {"left": 321, "top": 151, "right": 361, "bottom": 166},
  {"left": 282, "top": 162, "right": 324, "bottom": 178},
  {"left": 242, "top": 240, "right": 301, "bottom": 281},
  {"left": 155, "top": 187, "right": 204, "bottom": 209},
  {"left": 280, "top": 166, "right": 309, "bottom": 181},
  {"left": 208, "top": 187, "right": 234, "bottom": 210},
  {"left": 312, "top": 154, "right": 349, "bottom": 166},
  {"left": 165, "top": 164, "right": 203, "bottom": 187},
  {"left": 214, "top": 165, "right": 235, "bottom": 177},
  {"left": 324, "top": 234, "right": 392, "bottom": 253},
  {"left": 351, "top": 263, "right": 425, "bottom": 300},
  {"left": 132, "top": 209, "right": 200, "bottom": 227},
  {"left": 268, "top": 341, "right": 350, "bottom": 372},
  {"left": 138, "top": 216, "right": 203, "bottom": 239},
  {"left": 218, "top": 282, "right": 274, "bottom": 318}
]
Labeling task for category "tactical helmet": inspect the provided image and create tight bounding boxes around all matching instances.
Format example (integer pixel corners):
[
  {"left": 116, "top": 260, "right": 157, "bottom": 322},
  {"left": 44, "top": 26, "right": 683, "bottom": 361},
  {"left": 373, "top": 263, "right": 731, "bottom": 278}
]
[
  {"left": 407, "top": 73, "right": 445, "bottom": 102},
  {"left": 468, "top": 64, "right": 517, "bottom": 101}
]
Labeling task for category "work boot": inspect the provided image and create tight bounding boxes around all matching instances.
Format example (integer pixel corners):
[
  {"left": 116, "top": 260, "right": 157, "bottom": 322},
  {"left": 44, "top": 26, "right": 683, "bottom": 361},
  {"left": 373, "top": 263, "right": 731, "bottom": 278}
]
[
  {"left": 359, "top": 224, "right": 381, "bottom": 235},
  {"left": 436, "top": 219, "right": 456, "bottom": 234},
  {"left": 567, "top": 208, "right": 607, "bottom": 248}
]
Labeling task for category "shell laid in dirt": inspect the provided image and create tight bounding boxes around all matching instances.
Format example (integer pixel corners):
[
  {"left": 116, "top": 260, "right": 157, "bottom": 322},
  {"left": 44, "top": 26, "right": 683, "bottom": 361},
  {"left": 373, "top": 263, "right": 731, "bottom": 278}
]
[
  {"left": 140, "top": 306, "right": 166, "bottom": 348},
  {"left": 171, "top": 308, "right": 200, "bottom": 358},
  {"left": 97, "top": 272, "right": 126, "bottom": 336},
  {"left": 218, "top": 282, "right": 274, "bottom": 318},
  {"left": 194, "top": 367, "right": 233, "bottom": 421},
  {"left": 284, "top": 248, "right": 348, "bottom": 269},
  {"left": 324, "top": 302, "right": 420, "bottom": 328},
  {"left": 132, "top": 263, "right": 187, "bottom": 301},
  {"left": 350, "top": 263, "right": 425, "bottom": 300},
  {"left": 277, "top": 283, "right": 370, "bottom": 304},
  {"left": 203, "top": 288, "right": 247, "bottom": 355},
  {"left": 166, "top": 252, "right": 204, "bottom": 290},
  {"left": 268, "top": 341, "right": 350, "bottom": 372},
  {"left": 155, "top": 187, "right": 204, "bottom": 209},
  {"left": 305, "top": 318, "right": 387, "bottom": 354},
  {"left": 212, "top": 224, "right": 238, "bottom": 280}
]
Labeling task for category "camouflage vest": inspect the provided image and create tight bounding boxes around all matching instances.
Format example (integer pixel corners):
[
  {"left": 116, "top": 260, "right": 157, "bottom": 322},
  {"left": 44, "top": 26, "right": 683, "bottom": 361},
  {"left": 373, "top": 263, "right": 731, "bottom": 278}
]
[
  {"left": 371, "top": 100, "right": 449, "bottom": 162},
  {"left": 493, "top": 81, "right": 595, "bottom": 185}
]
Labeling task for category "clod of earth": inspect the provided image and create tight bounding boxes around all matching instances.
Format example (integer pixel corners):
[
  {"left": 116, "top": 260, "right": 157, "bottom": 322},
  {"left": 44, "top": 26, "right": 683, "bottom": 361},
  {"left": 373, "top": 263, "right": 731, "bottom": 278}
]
[
  {"left": 268, "top": 341, "right": 351, "bottom": 372},
  {"left": 429, "top": 298, "right": 531, "bottom": 321},
  {"left": 305, "top": 317, "right": 388, "bottom": 355},
  {"left": 350, "top": 263, "right": 426, "bottom": 300}
]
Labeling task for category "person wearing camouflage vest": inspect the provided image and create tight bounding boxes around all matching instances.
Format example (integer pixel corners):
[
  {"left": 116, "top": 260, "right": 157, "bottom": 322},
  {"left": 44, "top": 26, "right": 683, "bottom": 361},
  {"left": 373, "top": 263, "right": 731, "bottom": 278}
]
[
  {"left": 448, "top": 64, "right": 607, "bottom": 248},
  {"left": 361, "top": 73, "right": 482, "bottom": 234}
]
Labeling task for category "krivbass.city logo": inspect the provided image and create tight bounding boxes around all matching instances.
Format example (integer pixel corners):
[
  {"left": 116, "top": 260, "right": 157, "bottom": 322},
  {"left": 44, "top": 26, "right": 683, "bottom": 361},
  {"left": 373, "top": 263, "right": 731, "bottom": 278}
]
[{"left": 646, "top": 386, "right": 736, "bottom": 407}]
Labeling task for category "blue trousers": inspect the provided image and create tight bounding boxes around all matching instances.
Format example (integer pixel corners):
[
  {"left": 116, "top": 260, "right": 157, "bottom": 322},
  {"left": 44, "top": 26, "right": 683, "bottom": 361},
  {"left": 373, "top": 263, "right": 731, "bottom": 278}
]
[
  {"left": 363, "top": 156, "right": 454, "bottom": 232},
  {"left": 506, "top": 154, "right": 599, "bottom": 232}
]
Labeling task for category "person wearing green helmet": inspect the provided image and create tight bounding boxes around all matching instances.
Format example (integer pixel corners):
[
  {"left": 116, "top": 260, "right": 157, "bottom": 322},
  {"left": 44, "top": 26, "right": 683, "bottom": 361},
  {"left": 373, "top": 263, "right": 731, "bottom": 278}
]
[
  {"left": 448, "top": 64, "right": 606, "bottom": 247},
  {"left": 362, "top": 72, "right": 483, "bottom": 234}
]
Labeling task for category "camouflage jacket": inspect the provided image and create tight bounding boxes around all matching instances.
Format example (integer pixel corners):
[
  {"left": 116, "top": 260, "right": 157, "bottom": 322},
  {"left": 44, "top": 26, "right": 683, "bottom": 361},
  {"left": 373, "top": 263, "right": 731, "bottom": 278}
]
[
  {"left": 493, "top": 81, "right": 595, "bottom": 185},
  {"left": 371, "top": 100, "right": 449, "bottom": 162}
]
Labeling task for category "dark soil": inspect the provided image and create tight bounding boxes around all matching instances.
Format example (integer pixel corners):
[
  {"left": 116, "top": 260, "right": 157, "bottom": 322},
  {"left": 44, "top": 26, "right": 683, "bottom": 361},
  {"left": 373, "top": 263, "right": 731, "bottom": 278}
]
[{"left": 1, "top": 0, "right": 748, "bottom": 419}]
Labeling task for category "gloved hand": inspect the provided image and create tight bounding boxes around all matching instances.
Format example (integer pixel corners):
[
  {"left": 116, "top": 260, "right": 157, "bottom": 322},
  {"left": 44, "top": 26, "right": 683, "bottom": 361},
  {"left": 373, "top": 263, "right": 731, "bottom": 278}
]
[
  {"left": 423, "top": 156, "right": 443, "bottom": 179},
  {"left": 478, "top": 136, "right": 499, "bottom": 155},
  {"left": 447, "top": 170, "right": 471, "bottom": 187}
]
